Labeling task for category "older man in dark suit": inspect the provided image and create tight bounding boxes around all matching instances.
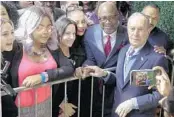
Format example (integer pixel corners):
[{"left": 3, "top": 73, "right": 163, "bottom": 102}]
[{"left": 85, "top": 12, "right": 169, "bottom": 117}]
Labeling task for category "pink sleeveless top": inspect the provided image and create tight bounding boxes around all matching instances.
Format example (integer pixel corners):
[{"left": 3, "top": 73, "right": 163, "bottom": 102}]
[{"left": 15, "top": 50, "right": 57, "bottom": 107}]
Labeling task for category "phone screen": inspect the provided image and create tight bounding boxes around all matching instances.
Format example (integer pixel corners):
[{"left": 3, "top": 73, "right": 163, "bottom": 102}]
[{"left": 130, "top": 69, "right": 157, "bottom": 87}]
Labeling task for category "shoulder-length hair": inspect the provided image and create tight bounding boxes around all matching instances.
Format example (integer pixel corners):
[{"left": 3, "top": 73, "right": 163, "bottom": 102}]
[
  {"left": 15, "top": 6, "right": 58, "bottom": 51},
  {"left": 55, "top": 16, "right": 77, "bottom": 43}
]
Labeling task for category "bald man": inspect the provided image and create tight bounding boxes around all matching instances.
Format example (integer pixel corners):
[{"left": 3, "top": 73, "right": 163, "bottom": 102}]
[
  {"left": 82, "top": 2, "right": 128, "bottom": 117},
  {"left": 82, "top": 12, "right": 168, "bottom": 117},
  {"left": 142, "top": 4, "right": 173, "bottom": 55}
]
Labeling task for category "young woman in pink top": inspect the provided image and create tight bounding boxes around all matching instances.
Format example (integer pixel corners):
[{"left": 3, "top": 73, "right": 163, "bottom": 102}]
[{"left": 8, "top": 6, "right": 74, "bottom": 117}]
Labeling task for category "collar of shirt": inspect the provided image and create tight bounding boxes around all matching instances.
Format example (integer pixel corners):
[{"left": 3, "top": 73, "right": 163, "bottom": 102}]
[
  {"left": 103, "top": 30, "right": 117, "bottom": 40},
  {"left": 126, "top": 43, "right": 145, "bottom": 56},
  {"left": 103, "top": 30, "right": 117, "bottom": 50}
]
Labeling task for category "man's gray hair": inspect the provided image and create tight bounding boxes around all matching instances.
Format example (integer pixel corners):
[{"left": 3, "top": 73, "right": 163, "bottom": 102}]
[
  {"left": 128, "top": 12, "right": 150, "bottom": 27},
  {"left": 15, "top": 6, "right": 58, "bottom": 51}
]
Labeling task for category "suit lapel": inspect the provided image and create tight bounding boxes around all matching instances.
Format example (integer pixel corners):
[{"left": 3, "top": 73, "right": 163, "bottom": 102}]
[
  {"left": 122, "top": 42, "right": 151, "bottom": 89},
  {"left": 105, "top": 25, "right": 125, "bottom": 63},
  {"left": 94, "top": 27, "right": 105, "bottom": 54},
  {"left": 93, "top": 26, "right": 106, "bottom": 65},
  {"left": 116, "top": 46, "right": 129, "bottom": 89}
]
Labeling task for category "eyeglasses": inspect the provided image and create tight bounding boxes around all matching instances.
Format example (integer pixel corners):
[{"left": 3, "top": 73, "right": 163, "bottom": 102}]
[
  {"left": 66, "top": 6, "right": 83, "bottom": 16},
  {"left": 36, "top": 25, "right": 53, "bottom": 33},
  {"left": 98, "top": 14, "right": 119, "bottom": 22}
]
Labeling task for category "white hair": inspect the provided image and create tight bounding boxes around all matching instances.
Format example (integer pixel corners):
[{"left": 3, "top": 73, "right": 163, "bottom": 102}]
[
  {"left": 15, "top": 6, "right": 58, "bottom": 51},
  {"left": 128, "top": 12, "right": 150, "bottom": 27}
]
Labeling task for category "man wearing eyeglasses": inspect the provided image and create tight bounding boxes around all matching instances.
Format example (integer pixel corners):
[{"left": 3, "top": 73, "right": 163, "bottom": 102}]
[
  {"left": 81, "top": 2, "right": 128, "bottom": 117},
  {"left": 60, "top": 1, "right": 79, "bottom": 12}
]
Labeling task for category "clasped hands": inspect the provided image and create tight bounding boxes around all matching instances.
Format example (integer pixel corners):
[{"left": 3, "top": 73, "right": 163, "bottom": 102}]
[{"left": 75, "top": 66, "right": 107, "bottom": 79}]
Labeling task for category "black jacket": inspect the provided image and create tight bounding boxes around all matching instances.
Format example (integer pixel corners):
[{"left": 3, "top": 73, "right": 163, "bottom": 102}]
[
  {"left": 1, "top": 60, "right": 18, "bottom": 117},
  {"left": 68, "top": 35, "right": 87, "bottom": 105},
  {"left": 69, "top": 35, "right": 86, "bottom": 68},
  {"left": 52, "top": 35, "right": 87, "bottom": 117}
]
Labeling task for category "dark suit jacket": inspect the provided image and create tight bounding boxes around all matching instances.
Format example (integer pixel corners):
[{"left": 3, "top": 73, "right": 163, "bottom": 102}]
[
  {"left": 148, "top": 27, "right": 173, "bottom": 53},
  {"left": 108, "top": 42, "right": 168, "bottom": 117},
  {"left": 148, "top": 27, "right": 174, "bottom": 80},
  {"left": 83, "top": 24, "right": 128, "bottom": 116}
]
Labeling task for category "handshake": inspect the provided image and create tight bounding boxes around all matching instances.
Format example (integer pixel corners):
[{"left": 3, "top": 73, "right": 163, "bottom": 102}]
[{"left": 74, "top": 65, "right": 108, "bottom": 79}]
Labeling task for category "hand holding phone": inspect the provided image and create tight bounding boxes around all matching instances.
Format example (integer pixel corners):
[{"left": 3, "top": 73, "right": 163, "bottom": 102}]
[{"left": 152, "top": 66, "right": 171, "bottom": 96}]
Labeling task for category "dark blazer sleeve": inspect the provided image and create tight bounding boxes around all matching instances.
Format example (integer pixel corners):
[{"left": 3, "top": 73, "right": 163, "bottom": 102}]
[
  {"left": 166, "top": 35, "right": 174, "bottom": 55},
  {"left": 103, "top": 72, "right": 117, "bottom": 87},
  {"left": 82, "top": 28, "right": 97, "bottom": 66},
  {"left": 46, "top": 49, "right": 75, "bottom": 82}
]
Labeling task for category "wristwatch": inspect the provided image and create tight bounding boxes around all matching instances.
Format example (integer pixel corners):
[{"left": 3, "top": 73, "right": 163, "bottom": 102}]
[{"left": 103, "top": 70, "right": 108, "bottom": 77}]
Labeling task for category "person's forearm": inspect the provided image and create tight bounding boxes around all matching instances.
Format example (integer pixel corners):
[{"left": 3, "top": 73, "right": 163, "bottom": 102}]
[
  {"left": 136, "top": 91, "right": 162, "bottom": 111},
  {"left": 46, "top": 66, "right": 74, "bottom": 82},
  {"left": 103, "top": 72, "right": 116, "bottom": 86}
]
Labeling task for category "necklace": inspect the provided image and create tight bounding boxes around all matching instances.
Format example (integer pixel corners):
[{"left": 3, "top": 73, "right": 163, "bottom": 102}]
[
  {"left": 24, "top": 44, "right": 50, "bottom": 63},
  {"left": 32, "top": 50, "right": 45, "bottom": 56},
  {"left": 28, "top": 44, "right": 47, "bottom": 56}
]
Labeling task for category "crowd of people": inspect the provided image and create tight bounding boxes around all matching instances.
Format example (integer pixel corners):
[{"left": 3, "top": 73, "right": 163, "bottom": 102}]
[{"left": 0, "top": 1, "right": 174, "bottom": 117}]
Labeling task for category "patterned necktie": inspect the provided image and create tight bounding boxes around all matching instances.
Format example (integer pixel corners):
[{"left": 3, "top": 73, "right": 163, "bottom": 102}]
[
  {"left": 127, "top": 48, "right": 135, "bottom": 58},
  {"left": 104, "top": 35, "right": 111, "bottom": 57},
  {"left": 124, "top": 48, "right": 135, "bottom": 82}
]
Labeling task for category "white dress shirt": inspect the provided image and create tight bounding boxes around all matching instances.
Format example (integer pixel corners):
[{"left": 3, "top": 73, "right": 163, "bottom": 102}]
[{"left": 103, "top": 31, "right": 117, "bottom": 51}]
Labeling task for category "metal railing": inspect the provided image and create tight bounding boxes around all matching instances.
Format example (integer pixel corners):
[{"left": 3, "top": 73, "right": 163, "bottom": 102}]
[
  {"left": 1, "top": 75, "right": 109, "bottom": 117},
  {"left": 1, "top": 76, "right": 79, "bottom": 117},
  {"left": 1, "top": 65, "right": 172, "bottom": 117}
]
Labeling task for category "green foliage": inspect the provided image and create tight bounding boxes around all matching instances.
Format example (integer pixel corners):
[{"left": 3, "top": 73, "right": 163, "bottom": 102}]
[{"left": 132, "top": 1, "right": 174, "bottom": 40}]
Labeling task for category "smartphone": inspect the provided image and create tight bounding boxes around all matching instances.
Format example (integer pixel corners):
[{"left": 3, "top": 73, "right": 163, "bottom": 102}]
[{"left": 130, "top": 69, "right": 161, "bottom": 87}]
